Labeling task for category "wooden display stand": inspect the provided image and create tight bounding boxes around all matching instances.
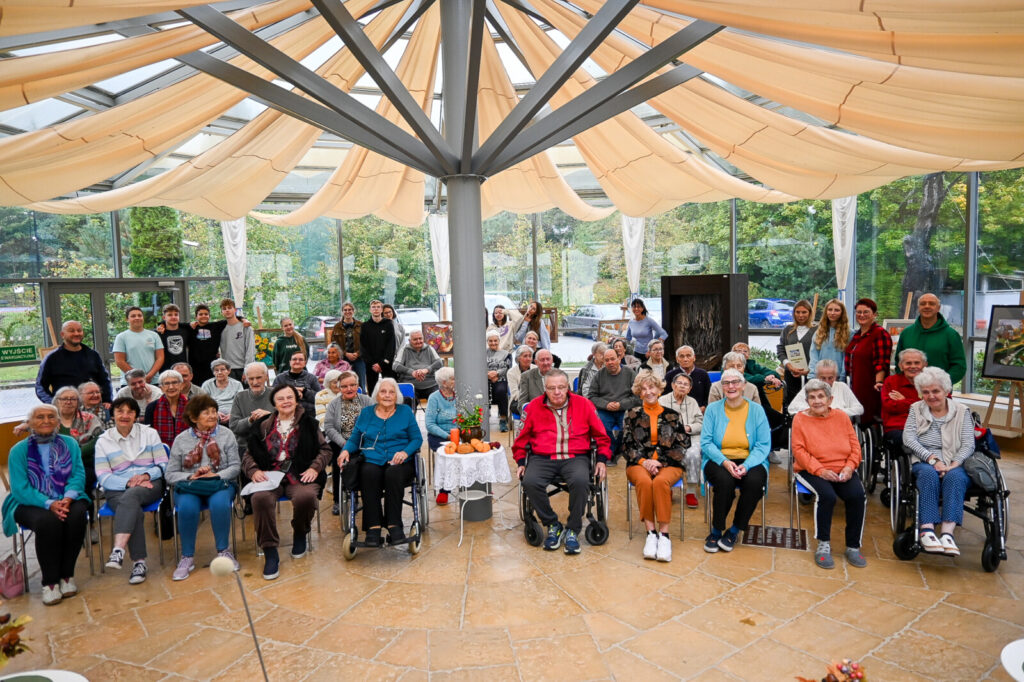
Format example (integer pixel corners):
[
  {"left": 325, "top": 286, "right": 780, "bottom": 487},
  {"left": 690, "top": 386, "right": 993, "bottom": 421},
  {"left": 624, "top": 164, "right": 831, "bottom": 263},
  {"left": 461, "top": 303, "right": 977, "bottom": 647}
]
[{"left": 983, "top": 381, "right": 1024, "bottom": 437}]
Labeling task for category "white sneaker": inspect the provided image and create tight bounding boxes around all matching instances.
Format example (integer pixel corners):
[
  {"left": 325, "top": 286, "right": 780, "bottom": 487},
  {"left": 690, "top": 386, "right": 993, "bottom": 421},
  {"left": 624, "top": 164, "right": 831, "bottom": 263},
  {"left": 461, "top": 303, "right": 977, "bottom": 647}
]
[
  {"left": 42, "top": 584, "right": 62, "bottom": 606},
  {"left": 59, "top": 578, "right": 77, "bottom": 597},
  {"left": 217, "top": 550, "right": 240, "bottom": 572},
  {"left": 642, "top": 532, "right": 658, "bottom": 560},
  {"left": 656, "top": 535, "right": 672, "bottom": 562},
  {"left": 919, "top": 530, "right": 944, "bottom": 554},
  {"left": 172, "top": 557, "right": 195, "bottom": 581}
]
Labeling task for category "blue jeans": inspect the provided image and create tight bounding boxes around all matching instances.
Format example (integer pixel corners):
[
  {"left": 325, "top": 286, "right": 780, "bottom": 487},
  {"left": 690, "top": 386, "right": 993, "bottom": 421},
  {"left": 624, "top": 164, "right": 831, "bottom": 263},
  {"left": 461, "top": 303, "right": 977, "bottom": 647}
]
[
  {"left": 176, "top": 485, "right": 236, "bottom": 557},
  {"left": 597, "top": 409, "right": 624, "bottom": 456},
  {"left": 351, "top": 359, "right": 367, "bottom": 391},
  {"left": 912, "top": 462, "right": 970, "bottom": 526}
]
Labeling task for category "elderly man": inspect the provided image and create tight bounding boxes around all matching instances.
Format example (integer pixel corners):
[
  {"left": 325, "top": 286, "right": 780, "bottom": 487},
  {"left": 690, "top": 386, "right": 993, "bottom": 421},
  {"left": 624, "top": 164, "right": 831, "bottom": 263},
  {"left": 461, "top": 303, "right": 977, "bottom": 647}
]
[
  {"left": 229, "top": 362, "right": 274, "bottom": 456},
  {"left": 113, "top": 306, "right": 164, "bottom": 385},
  {"left": 586, "top": 347, "right": 639, "bottom": 460},
  {"left": 787, "top": 360, "right": 864, "bottom": 418},
  {"left": 895, "top": 293, "right": 966, "bottom": 385},
  {"left": 518, "top": 349, "right": 555, "bottom": 413},
  {"left": 665, "top": 345, "right": 712, "bottom": 408},
  {"left": 35, "top": 320, "right": 111, "bottom": 404},
  {"left": 393, "top": 330, "right": 443, "bottom": 401},
  {"left": 115, "top": 369, "right": 162, "bottom": 416},
  {"left": 272, "top": 350, "right": 319, "bottom": 414},
  {"left": 171, "top": 362, "right": 204, "bottom": 399},
  {"left": 513, "top": 369, "right": 611, "bottom": 555}
]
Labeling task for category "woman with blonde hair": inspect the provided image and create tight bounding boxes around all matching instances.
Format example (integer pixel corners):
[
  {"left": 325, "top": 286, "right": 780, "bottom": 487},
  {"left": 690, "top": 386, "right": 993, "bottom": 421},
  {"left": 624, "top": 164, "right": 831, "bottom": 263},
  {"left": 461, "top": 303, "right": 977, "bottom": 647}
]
[{"left": 809, "top": 299, "right": 850, "bottom": 381}]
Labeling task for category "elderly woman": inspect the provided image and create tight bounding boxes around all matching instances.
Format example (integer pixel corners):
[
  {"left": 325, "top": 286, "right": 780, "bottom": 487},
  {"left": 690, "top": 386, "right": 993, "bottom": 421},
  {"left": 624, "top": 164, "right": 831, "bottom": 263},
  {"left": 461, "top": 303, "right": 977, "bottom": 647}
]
[
  {"left": 272, "top": 317, "right": 307, "bottom": 375},
  {"left": 844, "top": 297, "right": 892, "bottom": 426},
  {"left": 167, "top": 394, "right": 241, "bottom": 580},
  {"left": 338, "top": 378, "right": 423, "bottom": 547},
  {"left": 809, "top": 298, "right": 850, "bottom": 381},
  {"left": 515, "top": 301, "right": 551, "bottom": 349},
  {"left": 2, "top": 405, "right": 90, "bottom": 605},
  {"left": 507, "top": 346, "right": 533, "bottom": 416},
  {"left": 426, "top": 367, "right": 458, "bottom": 505},
  {"left": 659, "top": 372, "right": 703, "bottom": 509},
  {"left": 79, "top": 381, "right": 114, "bottom": 429},
  {"left": 665, "top": 345, "right": 711, "bottom": 408},
  {"left": 244, "top": 384, "right": 332, "bottom": 580},
  {"left": 707, "top": 352, "right": 762, "bottom": 404},
  {"left": 882, "top": 349, "right": 927, "bottom": 448},
  {"left": 622, "top": 371, "right": 689, "bottom": 562},
  {"left": 95, "top": 397, "right": 168, "bottom": 585},
  {"left": 315, "top": 369, "right": 344, "bottom": 428},
  {"left": 641, "top": 339, "right": 671, "bottom": 380},
  {"left": 324, "top": 371, "right": 373, "bottom": 514},
  {"left": 486, "top": 332, "right": 511, "bottom": 432},
  {"left": 52, "top": 386, "right": 103, "bottom": 499},
  {"left": 314, "top": 344, "right": 351, "bottom": 385},
  {"left": 626, "top": 298, "right": 667, "bottom": 361},
  {"left": 577, "top": 342, "right": 607, "bottom": 397},
  {"left": 145, "top": 369, "right": 190, "bottom": 446},
  {"left": 201, "top": 359, "right": 243, "bottom": 423},
  {"left": 700, "top": 368, "right": 770, "bottom": 553},
  {"left": 791, "top": 379, "right": 867, "bottom": 570},
  {"left": 612, "top": 338, "right": 642, "bottom": 372},
  {"left": 487, "top": 305, "right": 522, "bottom": 352},
  {"left": 777, "top": 299, "right": 815, "bottom": 408},
  {"left": 903, "top": 367, "right": 975, "bottom": 557}
]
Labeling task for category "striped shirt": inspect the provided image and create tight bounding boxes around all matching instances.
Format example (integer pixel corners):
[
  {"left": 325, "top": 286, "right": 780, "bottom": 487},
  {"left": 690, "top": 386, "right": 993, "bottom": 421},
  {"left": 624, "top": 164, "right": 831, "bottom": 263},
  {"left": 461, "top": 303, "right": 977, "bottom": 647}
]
[
  {"left": 94, "top": 423, "right": 168, "bottom": 491},
  {"left": 545, "top": 402, "right": 571, "bottom": 459}
]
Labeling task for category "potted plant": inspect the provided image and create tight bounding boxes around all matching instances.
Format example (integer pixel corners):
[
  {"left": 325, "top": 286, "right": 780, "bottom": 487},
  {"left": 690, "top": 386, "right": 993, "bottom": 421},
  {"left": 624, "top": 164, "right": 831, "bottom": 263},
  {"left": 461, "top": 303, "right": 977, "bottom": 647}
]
[{"left": 455, "top": 404, "right": 485, "bottom": 442}]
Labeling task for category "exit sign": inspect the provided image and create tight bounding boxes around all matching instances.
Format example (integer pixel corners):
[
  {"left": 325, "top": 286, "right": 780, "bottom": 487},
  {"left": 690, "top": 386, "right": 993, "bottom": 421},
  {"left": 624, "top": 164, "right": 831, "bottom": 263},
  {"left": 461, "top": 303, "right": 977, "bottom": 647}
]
[{"left": 0, "top": 345, "right": 37, "bottom": 363}]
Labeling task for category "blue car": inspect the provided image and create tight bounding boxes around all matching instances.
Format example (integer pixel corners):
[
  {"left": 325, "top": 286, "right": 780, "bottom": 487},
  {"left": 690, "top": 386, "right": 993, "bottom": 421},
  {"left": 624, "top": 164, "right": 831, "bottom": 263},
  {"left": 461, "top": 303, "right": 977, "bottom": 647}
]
[{"left": 748, "top": 298, "right": 795, "bottom": 329}]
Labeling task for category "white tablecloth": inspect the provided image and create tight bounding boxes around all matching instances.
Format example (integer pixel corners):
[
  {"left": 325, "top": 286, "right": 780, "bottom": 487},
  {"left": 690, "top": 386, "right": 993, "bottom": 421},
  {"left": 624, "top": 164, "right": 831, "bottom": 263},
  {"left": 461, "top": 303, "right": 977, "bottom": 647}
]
[{"left": 434, "top": 445, "right": 511, "bottom": 492}]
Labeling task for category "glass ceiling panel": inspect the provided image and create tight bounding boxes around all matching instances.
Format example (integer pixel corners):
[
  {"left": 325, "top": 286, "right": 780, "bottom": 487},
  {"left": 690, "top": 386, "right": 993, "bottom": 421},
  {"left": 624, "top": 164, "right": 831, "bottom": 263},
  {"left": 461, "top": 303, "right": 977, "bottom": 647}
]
[
  {"left": 10, "top": 32, "right": 121, "bottom": 57},
  {"left": 0, "top": 99, "right": 81, "bottom": 131},
  {"left": 93, "top": 59, "right": 180, "bottom": 95}
]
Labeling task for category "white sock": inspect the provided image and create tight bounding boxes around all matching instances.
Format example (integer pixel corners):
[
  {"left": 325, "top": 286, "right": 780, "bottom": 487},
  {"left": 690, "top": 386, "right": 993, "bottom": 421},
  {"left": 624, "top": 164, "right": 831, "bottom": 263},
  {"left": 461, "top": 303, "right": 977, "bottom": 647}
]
[{"left": 817, "top": 541, "right": 831, "bottom": 555}]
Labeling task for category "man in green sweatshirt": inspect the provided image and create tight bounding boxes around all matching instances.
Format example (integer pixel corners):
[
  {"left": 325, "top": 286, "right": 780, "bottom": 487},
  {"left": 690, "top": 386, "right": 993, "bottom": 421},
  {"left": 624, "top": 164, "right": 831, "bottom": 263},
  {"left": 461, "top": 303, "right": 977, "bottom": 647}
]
[{"left": 895, "top": 293, "right": 966, "bottom": 385}]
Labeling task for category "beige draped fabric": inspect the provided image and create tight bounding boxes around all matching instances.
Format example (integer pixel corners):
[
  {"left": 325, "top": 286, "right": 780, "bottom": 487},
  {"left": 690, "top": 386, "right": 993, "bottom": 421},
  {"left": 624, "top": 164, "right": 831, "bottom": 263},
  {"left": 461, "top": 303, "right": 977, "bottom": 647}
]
[
  {"left": 0, "top": 2, "right": 219, "bottom": 37},
  {"left": 0, "top": 0, "right": 313, "bottom": 111}
]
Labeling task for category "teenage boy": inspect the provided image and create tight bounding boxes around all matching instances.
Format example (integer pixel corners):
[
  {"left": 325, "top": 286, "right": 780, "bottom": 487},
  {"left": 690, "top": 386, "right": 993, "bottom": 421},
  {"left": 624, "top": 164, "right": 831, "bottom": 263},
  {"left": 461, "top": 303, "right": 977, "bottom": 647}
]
[
  {"left": 157, "top": 304, "right": 191, "bottom": 369},
  {"left": 188, "top": 304, "right": 222, "bottom": 385},
  {"left": 218, "top": 298, "right": 255, "bottom": 383},
  {"left": 113, "top": 306, "right": 164, "bottom": 385}
]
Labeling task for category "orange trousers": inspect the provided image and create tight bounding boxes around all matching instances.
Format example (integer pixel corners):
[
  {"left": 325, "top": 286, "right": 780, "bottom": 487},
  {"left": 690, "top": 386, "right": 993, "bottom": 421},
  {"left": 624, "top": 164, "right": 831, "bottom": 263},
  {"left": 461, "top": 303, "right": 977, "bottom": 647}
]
[{"left": 626, "top": 464, "right": 682, "bottom": 524}]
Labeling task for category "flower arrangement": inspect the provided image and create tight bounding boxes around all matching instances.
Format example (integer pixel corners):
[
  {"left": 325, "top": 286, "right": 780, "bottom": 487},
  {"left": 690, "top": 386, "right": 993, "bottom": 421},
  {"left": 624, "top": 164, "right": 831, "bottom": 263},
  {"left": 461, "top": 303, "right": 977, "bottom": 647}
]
[
  {"left": 455, "top": 405, "right": 484, "bottom": 430},
  {"left": 797, "top": 658, "right": 866, "bottom": 682},
  {"left": 0, "top": 603, "right": 31, "bottom": 669}
]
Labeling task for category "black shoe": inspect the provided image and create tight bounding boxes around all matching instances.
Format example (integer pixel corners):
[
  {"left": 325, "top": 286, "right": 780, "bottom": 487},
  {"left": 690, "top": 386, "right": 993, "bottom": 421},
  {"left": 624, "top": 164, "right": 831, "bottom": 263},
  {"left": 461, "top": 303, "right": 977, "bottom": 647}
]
[
  {"left": 331, "top": 503, "right": 340, "bottom": 516},
  {"left": 262, "top": 547, "right": 280, "bottom": 580},
  {"left": 291, "top": 534, "right": 307, "bottom": 559},
  {"left": 798, "top": 492, "right": 813, "bottom": 506},
  {"left": 365, "top": 528, "right": 383, "bottom": 547},
  {"left": 387, "top": 526, "right": 406, "bottom": 545}
]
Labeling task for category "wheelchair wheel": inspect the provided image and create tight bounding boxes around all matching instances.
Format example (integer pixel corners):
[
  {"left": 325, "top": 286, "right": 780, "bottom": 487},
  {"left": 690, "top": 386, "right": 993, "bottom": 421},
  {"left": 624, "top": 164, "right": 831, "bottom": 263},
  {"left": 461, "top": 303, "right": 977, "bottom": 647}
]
[
  {"left": 340, "top": 492, "right": 352, "bottom": 533},
  {"left": 892, "top": 529, "right": 920, "bottom": 560},
  {"left": 418, "top": 487, "right": 429, "bottom": 528},
  {"left": 864, "top": 428, "right": 878, "bottom": 494},
  {"left": 408, "top": 522, "right": 422, "bottom": 555},
  {"left": 523, "top": 518, "right": 544, "bottom": 546},
  {"left": 342, "top": 530, "right": 357, "bottom": 561},
  {"left": 982, "top": 542, "right": 1001, "bottom": 573},
  {"left": 879, "top": 487, "right": 891, "bottom": 509},
  {"left": 584, "top": 521, "right": 609, "bottom": 546}
]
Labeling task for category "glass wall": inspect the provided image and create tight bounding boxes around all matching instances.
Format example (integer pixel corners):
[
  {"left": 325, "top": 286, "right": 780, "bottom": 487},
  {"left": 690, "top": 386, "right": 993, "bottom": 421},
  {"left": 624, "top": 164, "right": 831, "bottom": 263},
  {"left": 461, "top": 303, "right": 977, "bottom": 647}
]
[
  {"left": 0, "top": 282, "right": 43, "bottom": 383},
  {"left": 0, "top": 208, "right": 115, "bottom": 279},
  {"left": 340, "top": 216, "right": 434, "bottom": 313},
  {"left": 642, "top": 201, "right": 731, "bottom": 297}
]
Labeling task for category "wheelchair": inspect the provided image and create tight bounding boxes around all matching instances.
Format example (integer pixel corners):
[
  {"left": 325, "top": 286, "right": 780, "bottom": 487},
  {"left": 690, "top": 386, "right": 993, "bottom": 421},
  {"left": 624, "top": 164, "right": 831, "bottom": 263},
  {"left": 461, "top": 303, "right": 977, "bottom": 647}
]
[
  {"left": 518, "top": 447, "right": 609, "bottom": 546},
  {"left": 855, "top": 419, "right": 889, "bottom": 497},
  {"left": 889, "top": 419, "right": 1010, "bottom": 573},
  {"left": 339, "top": 451, "right": 430, "bottom": 560}
]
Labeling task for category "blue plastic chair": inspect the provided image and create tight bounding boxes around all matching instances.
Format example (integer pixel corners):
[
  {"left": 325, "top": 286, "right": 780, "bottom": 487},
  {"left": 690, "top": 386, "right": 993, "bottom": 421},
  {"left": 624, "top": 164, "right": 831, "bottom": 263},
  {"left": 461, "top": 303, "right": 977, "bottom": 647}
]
[
  {"left": 96, "top": 493, "right": 166, "bottom": 571},
  {"left": 397, "top": 382, "right": 417, "bottom": 409}
]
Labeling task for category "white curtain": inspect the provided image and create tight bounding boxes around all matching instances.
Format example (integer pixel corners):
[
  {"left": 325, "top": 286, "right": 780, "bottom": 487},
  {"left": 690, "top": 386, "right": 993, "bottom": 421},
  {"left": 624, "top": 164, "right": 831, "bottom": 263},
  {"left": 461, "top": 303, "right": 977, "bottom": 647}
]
[
  {"left": 831, "top": 196, "right": 857, "bottom": 300},
  {"left": 620, "top": 214, "right": 645, "bottom": 298},
  {"left": 428, "top": 213, "right": 451, "bottom": 318},
  {"left": 220, "top": 217, "right": 247, "bottom": 309}
]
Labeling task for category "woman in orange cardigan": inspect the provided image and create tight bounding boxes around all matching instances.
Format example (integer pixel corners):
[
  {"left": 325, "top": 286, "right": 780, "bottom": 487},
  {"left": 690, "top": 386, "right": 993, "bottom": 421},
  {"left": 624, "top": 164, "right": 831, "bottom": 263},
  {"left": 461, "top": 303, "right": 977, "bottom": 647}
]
[{"left": 791, "top": 379, "right": 867, "bottom": 571}]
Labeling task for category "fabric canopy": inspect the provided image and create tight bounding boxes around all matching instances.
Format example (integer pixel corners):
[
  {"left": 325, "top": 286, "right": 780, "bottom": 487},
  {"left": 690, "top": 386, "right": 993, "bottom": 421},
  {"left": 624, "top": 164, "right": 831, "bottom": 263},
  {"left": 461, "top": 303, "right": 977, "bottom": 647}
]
[{"left": 0, "top": 0, "right": 1021, "bottom": 224}]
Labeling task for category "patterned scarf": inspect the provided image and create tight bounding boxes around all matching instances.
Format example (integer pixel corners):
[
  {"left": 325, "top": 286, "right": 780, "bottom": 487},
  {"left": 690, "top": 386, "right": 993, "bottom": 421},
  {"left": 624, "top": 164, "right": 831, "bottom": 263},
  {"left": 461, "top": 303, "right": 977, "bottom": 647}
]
[
  {"left": 184, "top": 427, "right": 219, "bottom": 469},
  {"left": 66, "top": 410, "right": 98, "bottom": 443},
  {"left": 26, "top": 434, "right": 73, "bottom": 499},
  {"left": 264, "top": 416, "right": 299, "bottom": 483}
]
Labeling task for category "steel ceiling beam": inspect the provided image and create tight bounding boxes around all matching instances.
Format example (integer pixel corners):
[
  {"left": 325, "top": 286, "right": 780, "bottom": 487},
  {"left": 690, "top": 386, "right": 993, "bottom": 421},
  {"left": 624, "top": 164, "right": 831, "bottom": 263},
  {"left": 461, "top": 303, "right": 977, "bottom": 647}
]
[
  {"left": 179, "top": 5, "right": 442, "bottom": 174},
  {"left": 311, "top": 0, "right": 458, "bottom": 175},
  {"left": 460, "top": 0, "right": 488, "bottom": 171},
  {"left": 483, "top": 2, "right": 532, "bottom": 77},
  {"left": 379, "top": 0, "right": 437, "bottom": 54},
  {"left": 439, "top": 0, "right": 471, "bottom": 165},
  {"left": 472, "top": 0, "right": 639, "bottom": 174},
  {"left": 483, "top": 19, "right": 722, "bottom": 175}
]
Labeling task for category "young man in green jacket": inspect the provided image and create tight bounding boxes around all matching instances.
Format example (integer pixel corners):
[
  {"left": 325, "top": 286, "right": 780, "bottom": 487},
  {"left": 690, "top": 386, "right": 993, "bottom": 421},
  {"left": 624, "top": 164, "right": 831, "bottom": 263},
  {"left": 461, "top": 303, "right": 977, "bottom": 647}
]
[{"left": 895, "top": 293, "right": 966, "bottom": 385}]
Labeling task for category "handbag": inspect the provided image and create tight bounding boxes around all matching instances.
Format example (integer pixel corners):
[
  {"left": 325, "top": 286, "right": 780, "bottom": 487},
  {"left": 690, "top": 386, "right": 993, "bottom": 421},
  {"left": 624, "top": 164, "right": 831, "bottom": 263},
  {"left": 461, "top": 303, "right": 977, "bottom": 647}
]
[
  {"left": 963, "top": 453, "right": 998, "bottom": 493},
  {"left": 341, "top": 453, "right": 364, "bottom": 492},
  {"left": 0, "top": 554, "right": 25, "bottom": 599},
  {"left": 174, "top": 477, "right": 231, "bottom": 497}
]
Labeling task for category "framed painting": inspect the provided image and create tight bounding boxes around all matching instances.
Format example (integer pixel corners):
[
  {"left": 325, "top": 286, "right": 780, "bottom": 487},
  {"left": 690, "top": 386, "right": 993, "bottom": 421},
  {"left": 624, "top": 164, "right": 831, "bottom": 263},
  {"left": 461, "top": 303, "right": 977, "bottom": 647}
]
[
  {"left": 423, "top": 321, "right": 454, "bottom": 358},
  {"left": 982, "top": 305, "right": 1024, "bottom": 381}
]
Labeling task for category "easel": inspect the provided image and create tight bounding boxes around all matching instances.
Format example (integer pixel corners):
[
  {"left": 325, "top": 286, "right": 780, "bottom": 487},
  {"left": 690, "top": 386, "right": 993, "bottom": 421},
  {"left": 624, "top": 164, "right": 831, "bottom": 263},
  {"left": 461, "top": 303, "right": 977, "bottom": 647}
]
[{"left": 982, "top": 290, "right": 1024, "bottom": 437}]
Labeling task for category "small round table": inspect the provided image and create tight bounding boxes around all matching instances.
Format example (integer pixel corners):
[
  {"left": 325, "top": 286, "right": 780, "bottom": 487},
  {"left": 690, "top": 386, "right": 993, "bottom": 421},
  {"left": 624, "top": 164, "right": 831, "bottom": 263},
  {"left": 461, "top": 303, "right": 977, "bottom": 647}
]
[{"left": 434, "top": 445, "right": 511, "bottom": 546}]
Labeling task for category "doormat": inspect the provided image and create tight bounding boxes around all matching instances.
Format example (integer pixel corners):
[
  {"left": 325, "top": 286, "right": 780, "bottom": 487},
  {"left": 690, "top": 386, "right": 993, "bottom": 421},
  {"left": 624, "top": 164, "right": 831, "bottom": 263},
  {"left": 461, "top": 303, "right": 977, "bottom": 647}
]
[{"left": 742, "top": 525, "right": 807, "bottom": 551}]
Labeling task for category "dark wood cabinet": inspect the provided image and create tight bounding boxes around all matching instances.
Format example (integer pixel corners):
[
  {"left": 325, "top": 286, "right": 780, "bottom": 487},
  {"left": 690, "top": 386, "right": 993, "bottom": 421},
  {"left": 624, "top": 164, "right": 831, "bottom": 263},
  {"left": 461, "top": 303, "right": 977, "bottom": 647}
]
[{"left": 661, "top": 274, "right": 748, "bottom": 371}]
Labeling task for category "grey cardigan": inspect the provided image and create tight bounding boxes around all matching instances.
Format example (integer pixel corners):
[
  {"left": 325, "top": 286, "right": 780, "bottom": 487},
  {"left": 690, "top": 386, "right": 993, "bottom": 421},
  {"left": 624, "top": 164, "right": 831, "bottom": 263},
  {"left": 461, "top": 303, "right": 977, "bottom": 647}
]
[{"left": 166, "top": 426, "right": 241, "bottom": 484}]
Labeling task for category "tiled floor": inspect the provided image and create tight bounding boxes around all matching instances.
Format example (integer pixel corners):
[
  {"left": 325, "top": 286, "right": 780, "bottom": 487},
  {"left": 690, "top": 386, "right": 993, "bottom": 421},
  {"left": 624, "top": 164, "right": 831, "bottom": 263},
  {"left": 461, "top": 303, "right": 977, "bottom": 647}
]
[{"left": 3, "top": 430, "right": 1022, "bottom": 681}]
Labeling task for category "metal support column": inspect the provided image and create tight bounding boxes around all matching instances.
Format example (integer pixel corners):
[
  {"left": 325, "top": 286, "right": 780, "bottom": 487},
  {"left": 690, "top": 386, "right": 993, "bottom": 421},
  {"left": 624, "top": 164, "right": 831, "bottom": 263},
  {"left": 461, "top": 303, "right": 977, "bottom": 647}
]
[
  {"left": 963, "top": 172, "right": 980, "bottom": 392},
  {"left": 336, "top": 219, "right": 346, "bottom": 306},
  {"left": 531, "top": 213, "right": 540, "bottom": 302},
  {"left": 111, "top": 210, "right": 124, "bottom": 278},
  {"left": 729, "top": 199, "right": 737, "bottom": 274}
]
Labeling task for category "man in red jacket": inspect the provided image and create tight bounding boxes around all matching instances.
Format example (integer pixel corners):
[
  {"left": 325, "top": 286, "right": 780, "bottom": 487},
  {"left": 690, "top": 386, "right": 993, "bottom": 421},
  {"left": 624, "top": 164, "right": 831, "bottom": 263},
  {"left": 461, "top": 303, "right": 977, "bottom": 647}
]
[{"left": 513, "top": 369, "right": 611, "bottom": 555}]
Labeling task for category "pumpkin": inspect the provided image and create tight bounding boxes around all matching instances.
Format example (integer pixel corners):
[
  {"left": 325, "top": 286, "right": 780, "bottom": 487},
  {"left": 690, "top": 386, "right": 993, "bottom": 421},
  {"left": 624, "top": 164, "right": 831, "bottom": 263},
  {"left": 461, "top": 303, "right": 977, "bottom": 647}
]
[
  {"left": 456, "top": 443, "right": 475, "bottom": 454},
  {"left": 444, "top": 442, "right": 457, "bottom": 454},
  {"left": 470, "top": 439, "right": 489, "bottom": 453}
]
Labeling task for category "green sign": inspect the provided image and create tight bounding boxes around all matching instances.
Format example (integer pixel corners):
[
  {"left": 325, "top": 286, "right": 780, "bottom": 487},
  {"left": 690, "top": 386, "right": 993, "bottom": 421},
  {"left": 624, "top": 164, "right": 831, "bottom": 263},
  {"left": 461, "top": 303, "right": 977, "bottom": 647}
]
[{"left": 0, "top": 345, "right": 37, "bottom": 364}]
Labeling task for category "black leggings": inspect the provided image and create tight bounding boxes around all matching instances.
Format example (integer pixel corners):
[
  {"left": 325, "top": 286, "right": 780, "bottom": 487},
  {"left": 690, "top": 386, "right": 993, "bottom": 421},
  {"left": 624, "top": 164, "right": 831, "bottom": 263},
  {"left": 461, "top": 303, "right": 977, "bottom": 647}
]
[
  {"left": 794, "top": 471, "right": 866, "bottom": 547},
  {"left": 14, "top": 499, "right": 89, "bottom": 586},
  {"left": 703, "top": 459, "right": 767, "bottom": 533},
  {"left": 359, "top": 458, "right": 415, "bottom": 531}
]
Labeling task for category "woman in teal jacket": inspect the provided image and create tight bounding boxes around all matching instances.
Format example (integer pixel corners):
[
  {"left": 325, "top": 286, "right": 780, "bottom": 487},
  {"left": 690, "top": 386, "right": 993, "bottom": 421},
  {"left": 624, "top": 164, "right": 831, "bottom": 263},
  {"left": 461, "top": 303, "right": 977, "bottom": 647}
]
[
  {"left": 2, "top": 404, "right": 90, "bottom": 605},
  {"left": 700, "top": 368, "right": 770, "bottom": 554}
]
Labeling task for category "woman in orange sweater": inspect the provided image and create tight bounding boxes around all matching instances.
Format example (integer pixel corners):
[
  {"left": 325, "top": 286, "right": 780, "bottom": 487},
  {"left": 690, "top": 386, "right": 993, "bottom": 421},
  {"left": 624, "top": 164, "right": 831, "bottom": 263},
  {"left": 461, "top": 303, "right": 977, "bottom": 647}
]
[{"left": 791, "top": 379, "right": 867, "bottom": 571}]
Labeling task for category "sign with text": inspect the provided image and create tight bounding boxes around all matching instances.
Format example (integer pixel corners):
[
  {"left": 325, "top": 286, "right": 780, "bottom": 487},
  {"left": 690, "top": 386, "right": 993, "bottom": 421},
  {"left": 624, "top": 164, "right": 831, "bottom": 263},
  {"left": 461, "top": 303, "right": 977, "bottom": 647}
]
[{"left": 0, "top": 345, "right": 37, "bottom": 364}]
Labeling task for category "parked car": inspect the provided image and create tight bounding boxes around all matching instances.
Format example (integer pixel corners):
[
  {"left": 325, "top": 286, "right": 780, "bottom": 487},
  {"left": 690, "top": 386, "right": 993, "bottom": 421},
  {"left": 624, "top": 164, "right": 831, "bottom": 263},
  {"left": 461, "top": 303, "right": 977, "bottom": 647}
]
[
  {"left": 296, "top": 315, "right": 340, "bottom": 340},
  {"left": 396, "top": 307, "right": 440, "bottom": 341},
  {"left": 563, "top": 304, "right": 628, "bottom": 340},
  {"left": 747, "top": 298, "right": 795, "bottom": 328}
]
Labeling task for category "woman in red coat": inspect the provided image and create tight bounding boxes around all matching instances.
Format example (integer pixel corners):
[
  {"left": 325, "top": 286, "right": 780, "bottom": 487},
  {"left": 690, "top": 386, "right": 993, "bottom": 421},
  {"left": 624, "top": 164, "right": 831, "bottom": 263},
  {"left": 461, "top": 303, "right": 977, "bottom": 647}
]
[{"left": 843, "top": 298, "right": 892, "bottom": 425}]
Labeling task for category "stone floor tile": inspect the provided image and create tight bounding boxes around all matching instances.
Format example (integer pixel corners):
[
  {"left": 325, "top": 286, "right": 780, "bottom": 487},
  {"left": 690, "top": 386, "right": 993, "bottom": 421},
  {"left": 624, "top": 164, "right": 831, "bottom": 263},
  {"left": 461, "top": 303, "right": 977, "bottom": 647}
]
[
  {"left": 147, "top": 627, "right": 255, "bottom": 678},
  {"left": 736, "top": 577, "right": 827, "bottom": 620},
  {"left": 623, "top": 620, "right": 735, "bottom": 673},
  {"left": 601, "top": 646, "right": 682, "bottom": 680},
  {"left": 81, "top": 659, "right": 169, "bottom": 682},
  {"left": 681, "top": 595, "right": 780, "bottom": 648},
  {"left": 249, "top": 605, "right": 332, "bottom": 645},
  {"left": 256, "top": 570, "right": 383, "bottom": 617},
  {"left": 305, "top": 620, "right": 400, "bottom": 658},
  {"left": 465, "top": 576, "right": 582, "bottom": 628},
  {"left": 135, "top": 589, "right": 229, "bottom": 635},
  {"left": 51, "top": 611, "right": 148, "bottom": 659},
  {"left": 945, "top": 591, "right": 1024, "bottom": 627},
  {"left": 514, "top": 633, "right": 610, "bottom": 681},
  {"left": 919, "top": 562, "right": 1016, "bottom": 597},
  {"left": 600, "top": 590, "right": 691, "bottom": 631},
  {"left": 101, "top": 624, "right": 197, "bottom": 665},
  {"left": 716, "top": 638, "right": 826, "bottom": 681},
  {"left": 769, "top": 612, "right": 882, "bottom": 662},
  {"left": 429, "top": 665, "right": 521, "bottom": 682},
  {"left": 428, "top": 628, "right": 514, "bottom": 670},
  {"left": 304, "top": 653, "right": 405, "bottom": 681},
  {"left": 376, "top": 628, "right": 428, "bottom": 668},
  {"left": 872, "top": 629, "right": 994, "bottom": 679},
  {"left": 912, "top": 603, "right": 1024, "bottom": 657},
  {"left": 813, "top": 587, "right": 917, "bottom": 637},
  {"left": 850, "top": 579, "right": 945, "bottom": 611},
  {"left": 583, "top": 611, "right": 639, "bottom": 650},
  {"left": 210, "top": 638, "right": 324, "bottom": 681},
  {"left": 507, "top": 614, "right": 589, "bottom": 641},
  {"left": 857, "top": 655, "right": 933, "bottom": 682},
  {"left": 660, "top": 570, "right": 736, "bottom": 606}
]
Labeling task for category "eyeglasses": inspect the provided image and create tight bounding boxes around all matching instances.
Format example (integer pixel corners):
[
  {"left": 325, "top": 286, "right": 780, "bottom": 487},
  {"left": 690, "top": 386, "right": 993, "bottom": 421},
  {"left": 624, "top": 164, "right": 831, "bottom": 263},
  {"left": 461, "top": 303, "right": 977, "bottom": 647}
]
[
  {"left": 721, "top": 380, "right": 743, "bottom": 387},
  {"left": 161, "top": 380, "right": 181, "bottom": 386},
  {"left": 56, "top": 397, "right": 78, "bottom": 402}
]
